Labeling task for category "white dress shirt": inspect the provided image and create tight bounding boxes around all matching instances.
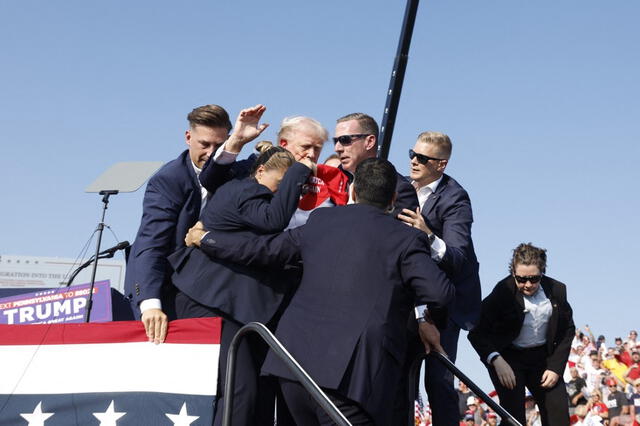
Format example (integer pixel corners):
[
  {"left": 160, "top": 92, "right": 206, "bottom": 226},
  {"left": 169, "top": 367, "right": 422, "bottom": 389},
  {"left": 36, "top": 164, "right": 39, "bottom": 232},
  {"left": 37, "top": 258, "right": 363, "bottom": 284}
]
[
  {"left": 412, "top": 177, "right": 446, "bottom": 262},
  {"left": 512, "top": 285, "right": 552, "bottom": 348}
]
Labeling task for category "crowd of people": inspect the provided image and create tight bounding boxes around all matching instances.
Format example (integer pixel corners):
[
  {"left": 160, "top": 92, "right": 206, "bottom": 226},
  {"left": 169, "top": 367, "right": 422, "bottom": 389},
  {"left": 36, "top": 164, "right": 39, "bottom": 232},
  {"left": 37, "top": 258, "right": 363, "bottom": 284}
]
[{"left": 414, "top": 329, "right": 640, "bottom": 426}]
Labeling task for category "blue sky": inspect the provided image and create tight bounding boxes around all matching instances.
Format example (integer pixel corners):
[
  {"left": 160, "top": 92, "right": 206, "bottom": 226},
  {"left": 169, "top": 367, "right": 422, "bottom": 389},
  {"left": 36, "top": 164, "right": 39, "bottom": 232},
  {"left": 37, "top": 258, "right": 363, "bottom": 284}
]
[{"left": 1, "top": 1, "right": 639, "bottom": 392}]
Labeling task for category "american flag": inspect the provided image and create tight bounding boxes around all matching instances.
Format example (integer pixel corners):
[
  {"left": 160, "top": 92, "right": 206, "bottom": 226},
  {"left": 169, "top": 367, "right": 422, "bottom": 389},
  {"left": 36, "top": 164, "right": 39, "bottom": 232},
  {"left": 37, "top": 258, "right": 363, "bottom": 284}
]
[
  {"left": 414, "top": 392, "right": 429, "bottom": 426},
  {"left": 0, "top": 317, "right": 221, "bottom": 425}
]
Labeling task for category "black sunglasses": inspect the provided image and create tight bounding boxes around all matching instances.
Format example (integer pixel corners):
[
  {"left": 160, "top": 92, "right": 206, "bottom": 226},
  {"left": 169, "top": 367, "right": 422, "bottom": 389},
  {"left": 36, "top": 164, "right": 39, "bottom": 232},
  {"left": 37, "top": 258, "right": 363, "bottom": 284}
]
[
  {"left": 332, "top": 134, "right": 369, "bottom": 146},
  {"left": 514, "top": 275, "right": 542, "bottom": 284},
  {"left": 409, "top": 149, "right": 445, "bottom": 165}
]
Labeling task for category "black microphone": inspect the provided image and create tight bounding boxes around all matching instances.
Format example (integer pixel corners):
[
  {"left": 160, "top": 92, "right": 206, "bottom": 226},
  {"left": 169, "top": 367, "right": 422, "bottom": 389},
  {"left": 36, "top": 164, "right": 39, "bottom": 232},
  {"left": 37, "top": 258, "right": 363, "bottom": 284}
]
[{"left": 98, "top": 241, "right": 130, "bottom": 257}]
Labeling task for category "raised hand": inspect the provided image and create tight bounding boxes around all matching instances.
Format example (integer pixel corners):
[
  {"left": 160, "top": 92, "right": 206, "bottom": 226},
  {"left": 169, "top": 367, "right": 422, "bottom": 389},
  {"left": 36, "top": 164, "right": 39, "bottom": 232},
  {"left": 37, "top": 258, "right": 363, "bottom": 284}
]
[{"left": 225, "top": 104, "right": 269, "bottom": 153}]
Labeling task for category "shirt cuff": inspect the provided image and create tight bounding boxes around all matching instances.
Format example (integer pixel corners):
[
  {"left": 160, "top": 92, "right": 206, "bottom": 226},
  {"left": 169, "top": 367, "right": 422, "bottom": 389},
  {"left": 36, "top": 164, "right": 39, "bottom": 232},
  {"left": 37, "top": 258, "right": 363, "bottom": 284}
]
[
  {"left": 140, "top": 298, "right": 162, "bottom": 313},
  {"left": 429, "top": 235, "right": 446, "bottom": 261},
  {"left": 487, "top": 351, "right": 501, "bottom": 364},
  {"left": 213, "top": 144, "right": 239, "bottom": 164},
  {"left": 414, "top": 305, "right": 428, "bottom": 320}
]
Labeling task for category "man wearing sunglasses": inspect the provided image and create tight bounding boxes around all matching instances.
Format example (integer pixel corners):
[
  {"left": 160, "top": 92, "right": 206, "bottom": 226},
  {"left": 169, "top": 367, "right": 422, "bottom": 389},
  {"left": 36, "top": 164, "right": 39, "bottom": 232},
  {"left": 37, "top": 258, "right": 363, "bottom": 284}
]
[
  {"left": 397, "top": 131, "right": 481, "bottom": 426},
  {"left": 333, "top": 113, "right": 418, "bottom": 215},
  {"left": 468, "top": 243, "right": 575, "bottom": 425}
]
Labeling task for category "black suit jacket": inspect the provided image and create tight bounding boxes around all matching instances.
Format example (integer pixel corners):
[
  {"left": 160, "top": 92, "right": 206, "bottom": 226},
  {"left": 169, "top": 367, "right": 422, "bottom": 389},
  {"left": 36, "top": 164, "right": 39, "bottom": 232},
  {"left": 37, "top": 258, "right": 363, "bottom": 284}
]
[
  {"left": 198, "top": 204, "right": 454, "bottom": 424},
  {"left": 467, "top": 275, "right": 575, "bottom": 374},
  {"left": 168, "top": 163, "right": 310, "bottom": 324},
  {"left": 421, "top": 174, "right": 481, "bottom": 330},
  {"left": 124, "top": 150, "right": 201, "bottom": 314}
]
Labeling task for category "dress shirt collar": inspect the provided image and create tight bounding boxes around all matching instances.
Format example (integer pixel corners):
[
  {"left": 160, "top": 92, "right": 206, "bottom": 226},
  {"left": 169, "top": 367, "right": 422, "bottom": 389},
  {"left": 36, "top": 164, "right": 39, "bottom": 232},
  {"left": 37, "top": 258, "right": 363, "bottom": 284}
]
[{"left": 413, "top": 175, "right": 443, "bottom": 196}]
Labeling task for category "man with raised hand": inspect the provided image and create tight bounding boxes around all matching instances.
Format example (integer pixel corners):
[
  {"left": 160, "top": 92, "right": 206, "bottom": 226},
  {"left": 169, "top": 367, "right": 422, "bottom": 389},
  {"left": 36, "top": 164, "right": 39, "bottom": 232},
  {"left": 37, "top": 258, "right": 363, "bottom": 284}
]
[{"left": 124, "top": 104, "right": 268, "bottom": 344}]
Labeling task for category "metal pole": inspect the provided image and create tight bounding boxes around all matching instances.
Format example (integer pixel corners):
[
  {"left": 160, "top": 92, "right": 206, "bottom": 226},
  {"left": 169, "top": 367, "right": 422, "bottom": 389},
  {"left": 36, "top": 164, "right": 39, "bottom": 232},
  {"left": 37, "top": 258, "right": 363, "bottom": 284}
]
[
  {"left": 84, "top": 190, "right": 117, "bottom": 322},
  {"left": 378, "top": 0, "right": 420, "bottom": 160}
]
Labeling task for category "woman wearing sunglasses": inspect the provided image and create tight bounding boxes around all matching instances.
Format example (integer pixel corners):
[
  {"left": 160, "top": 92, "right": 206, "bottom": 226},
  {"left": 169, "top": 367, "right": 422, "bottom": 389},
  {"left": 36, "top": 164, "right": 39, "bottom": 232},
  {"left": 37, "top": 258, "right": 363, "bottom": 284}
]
[{"left": 468, "top": 243, "right": 576, "bottom": 426}]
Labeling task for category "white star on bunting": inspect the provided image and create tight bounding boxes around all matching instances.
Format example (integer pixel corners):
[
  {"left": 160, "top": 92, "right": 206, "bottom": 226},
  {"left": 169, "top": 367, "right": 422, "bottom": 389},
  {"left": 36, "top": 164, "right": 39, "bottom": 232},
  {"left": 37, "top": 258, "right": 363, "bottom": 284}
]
[
  {"left": 166, "top": 402, "right": 199, "bottom": 426},
  {"left": 93, "top": 400, "right": 126, "bottom": 425},
  {"left": 20, "top": 401, "right": 54, "bottom": 426}
]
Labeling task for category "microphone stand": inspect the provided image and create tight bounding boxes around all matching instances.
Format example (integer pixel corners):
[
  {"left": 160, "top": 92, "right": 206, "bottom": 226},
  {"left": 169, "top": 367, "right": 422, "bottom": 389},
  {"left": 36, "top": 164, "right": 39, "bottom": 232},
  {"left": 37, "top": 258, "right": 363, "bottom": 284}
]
[
  {"left": 66, "top": 252, "right": 116, "bottom": 288},
  {"left": 85, "top": 190, "right": 118, "bottom": 322}
]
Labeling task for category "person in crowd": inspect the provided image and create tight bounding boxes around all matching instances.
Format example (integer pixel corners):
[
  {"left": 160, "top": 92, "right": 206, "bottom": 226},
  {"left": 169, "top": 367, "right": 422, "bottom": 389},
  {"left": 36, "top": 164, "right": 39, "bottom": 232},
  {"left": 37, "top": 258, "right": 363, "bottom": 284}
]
[
  {"left": 185, "top": 158, "right": 455, "bottom": 425},
  {"left": 483, "top": 411, "right": 499, "bottom": 426},
  {"left": 568, "top": 367, "right": 589, "bottom": 414},
  {"left": 629, "top": 379, "right": 640, "bottom": 423},
  {"left": 462, "top": 411, "right": 476, "bottom": 425},
  {"left": 586, "top": 390, "right": 608, "bottom": 419},
  {"left": 585, "top": 356, "right": 607, "bottom": 394},
  {"left": 468, "top": 243, "right": 575, "bottom": 425},
  {"left": 124, "top": 104, "right": 267, "bottom": 344},
  {"left": 525, "top": 393, "right": 542, "bottom": 426},
  {"left": 603, "top": 348, "right": 629, "bottom": 385},
  {"left": 398, "top": 131, "right": 481, "bottom": 425},
  {"left": 457, "top": 381, "right": 474, "bottom": 420},
  {"left": 466, "top": 396, "right": 484, "bottom": 425},
  {"left": 623, "top": 351, "right": 640, "bottom": 384},
  {"left": 606, "top": 379, "right": 630, "bottom": 423},
  {"left": 332, "top": 112, "right": 418, "bottom": 215},
  {"left": 625, "top": 331, "right": 638, "bottom": 347},
  {"left": 168, "top": 141, "right": 314, "bottom": 426}
]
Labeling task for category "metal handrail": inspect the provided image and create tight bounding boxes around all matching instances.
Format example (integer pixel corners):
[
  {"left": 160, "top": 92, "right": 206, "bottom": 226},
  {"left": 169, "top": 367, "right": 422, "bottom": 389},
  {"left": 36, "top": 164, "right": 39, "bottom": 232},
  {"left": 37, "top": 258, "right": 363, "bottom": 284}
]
[
  {"left": 222, "top": 322, "right": 351, "bottom": 426},
  {"left": 409, "top": 352, "right": 522, "bottom": 426}
]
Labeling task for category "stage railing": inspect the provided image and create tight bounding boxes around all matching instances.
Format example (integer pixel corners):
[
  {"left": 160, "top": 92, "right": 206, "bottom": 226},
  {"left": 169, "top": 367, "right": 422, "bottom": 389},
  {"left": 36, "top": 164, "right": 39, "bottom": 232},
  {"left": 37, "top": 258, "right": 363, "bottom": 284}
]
[
  {"left": 222, "top": 321, "right": 351, "bottom": 426},
  {"left": 408, "top": 352, "right": 522, "bottom": 426}
]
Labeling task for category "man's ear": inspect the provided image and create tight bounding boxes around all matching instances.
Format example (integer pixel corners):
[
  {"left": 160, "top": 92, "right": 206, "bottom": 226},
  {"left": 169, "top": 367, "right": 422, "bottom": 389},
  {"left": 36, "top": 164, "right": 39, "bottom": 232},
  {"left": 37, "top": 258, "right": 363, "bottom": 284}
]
[
  {"left": 185, "top": 129, "right": 192, "bottom": 147},
  {"left": 437, "top": 159, "right": 449, "bottom": 173},
  {"left": 279, "top": 138, "right": 288, "bottom": 148},
  {"left": 364, "top": 135, "right": 377, "bottom": 151}
]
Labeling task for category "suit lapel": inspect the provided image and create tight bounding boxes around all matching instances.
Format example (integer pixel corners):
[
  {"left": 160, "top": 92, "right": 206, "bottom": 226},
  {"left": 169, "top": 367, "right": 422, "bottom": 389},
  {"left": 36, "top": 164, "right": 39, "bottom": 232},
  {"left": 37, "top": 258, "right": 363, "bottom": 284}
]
[
  {"left": 183, "top": 151, "right": 202, "bottom": 212},
  {"left": 422, "top": 175, "right": 449, "bottom": 219}
]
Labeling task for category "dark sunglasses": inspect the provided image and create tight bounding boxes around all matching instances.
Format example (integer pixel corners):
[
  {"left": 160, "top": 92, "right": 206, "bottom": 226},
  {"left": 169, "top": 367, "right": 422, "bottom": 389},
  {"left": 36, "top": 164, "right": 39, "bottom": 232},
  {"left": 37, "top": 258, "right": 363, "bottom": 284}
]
[
  {"left": 514, "top": 275, "right": 542, "bottom": 284},
  {"left": 409, "top": 149, "right": 445, "bottom": 165},
  {"left": 332, "top": 134, "right": 369, "bottom": 145}
]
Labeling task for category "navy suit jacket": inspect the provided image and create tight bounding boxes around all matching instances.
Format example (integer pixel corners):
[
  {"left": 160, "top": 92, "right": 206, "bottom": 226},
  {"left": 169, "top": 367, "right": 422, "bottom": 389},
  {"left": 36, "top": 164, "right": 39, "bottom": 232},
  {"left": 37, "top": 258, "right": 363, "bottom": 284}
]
[
  {"left": 124, "top": 150, "right": 201, "bottom": 316},
  {"left": 198, "top": 204, "right": 454, "bottom": 424},
  {"left": 421, "top": 174, "right": 481, "bottom": 330},
  {"left": 168, "top": 163, "right": 310, "bottom": 324}
]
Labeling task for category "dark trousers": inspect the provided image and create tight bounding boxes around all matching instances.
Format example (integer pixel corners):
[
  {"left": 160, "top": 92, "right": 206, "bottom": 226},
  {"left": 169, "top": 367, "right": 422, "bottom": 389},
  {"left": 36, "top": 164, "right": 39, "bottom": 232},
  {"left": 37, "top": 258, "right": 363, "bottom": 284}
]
[
  {"left": 394, "top": 318, "right": 461, "bottom": 426},
  {"left": 488, "top": 345, "right": 569, "bottom": 426},
  {"left": 175, "top": 291, "right": 275, "bottom": 426},
  {"left": 424, "top": 318, "right": 460, "bottom": 426},
  {"left": 279, "top": 379, "right": 374, "bottom": 426}
]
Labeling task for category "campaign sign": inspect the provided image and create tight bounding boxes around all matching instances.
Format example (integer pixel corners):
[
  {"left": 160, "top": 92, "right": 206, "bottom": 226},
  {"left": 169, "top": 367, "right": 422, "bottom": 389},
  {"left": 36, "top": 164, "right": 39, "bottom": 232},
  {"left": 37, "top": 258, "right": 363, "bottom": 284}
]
[{"left": 0, "top": 281, "right": 112, "bottom": 324}]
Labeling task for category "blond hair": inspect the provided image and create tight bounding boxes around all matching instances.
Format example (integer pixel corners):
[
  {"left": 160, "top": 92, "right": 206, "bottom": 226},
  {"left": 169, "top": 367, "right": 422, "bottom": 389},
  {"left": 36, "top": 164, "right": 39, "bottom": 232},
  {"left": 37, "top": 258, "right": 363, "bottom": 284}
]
[{"left": 250, "top": 141, "right": 295, "bottom": 176}]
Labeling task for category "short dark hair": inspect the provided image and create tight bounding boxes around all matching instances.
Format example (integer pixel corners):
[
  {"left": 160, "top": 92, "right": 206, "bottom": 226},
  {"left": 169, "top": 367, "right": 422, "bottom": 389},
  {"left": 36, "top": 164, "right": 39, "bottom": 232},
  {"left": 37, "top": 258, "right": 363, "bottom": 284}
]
[
  {"left": 336, "top": 112, "right": 379, "bottom": 139},
  {"left": 353, "top": 158, "right": 397, "bottom": 209},
  {"left": 509, "top": 243, "right": 547, "bottom": 274},
  {"left": 187, "top": 104, "right": 232, "bottom": 131}
]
